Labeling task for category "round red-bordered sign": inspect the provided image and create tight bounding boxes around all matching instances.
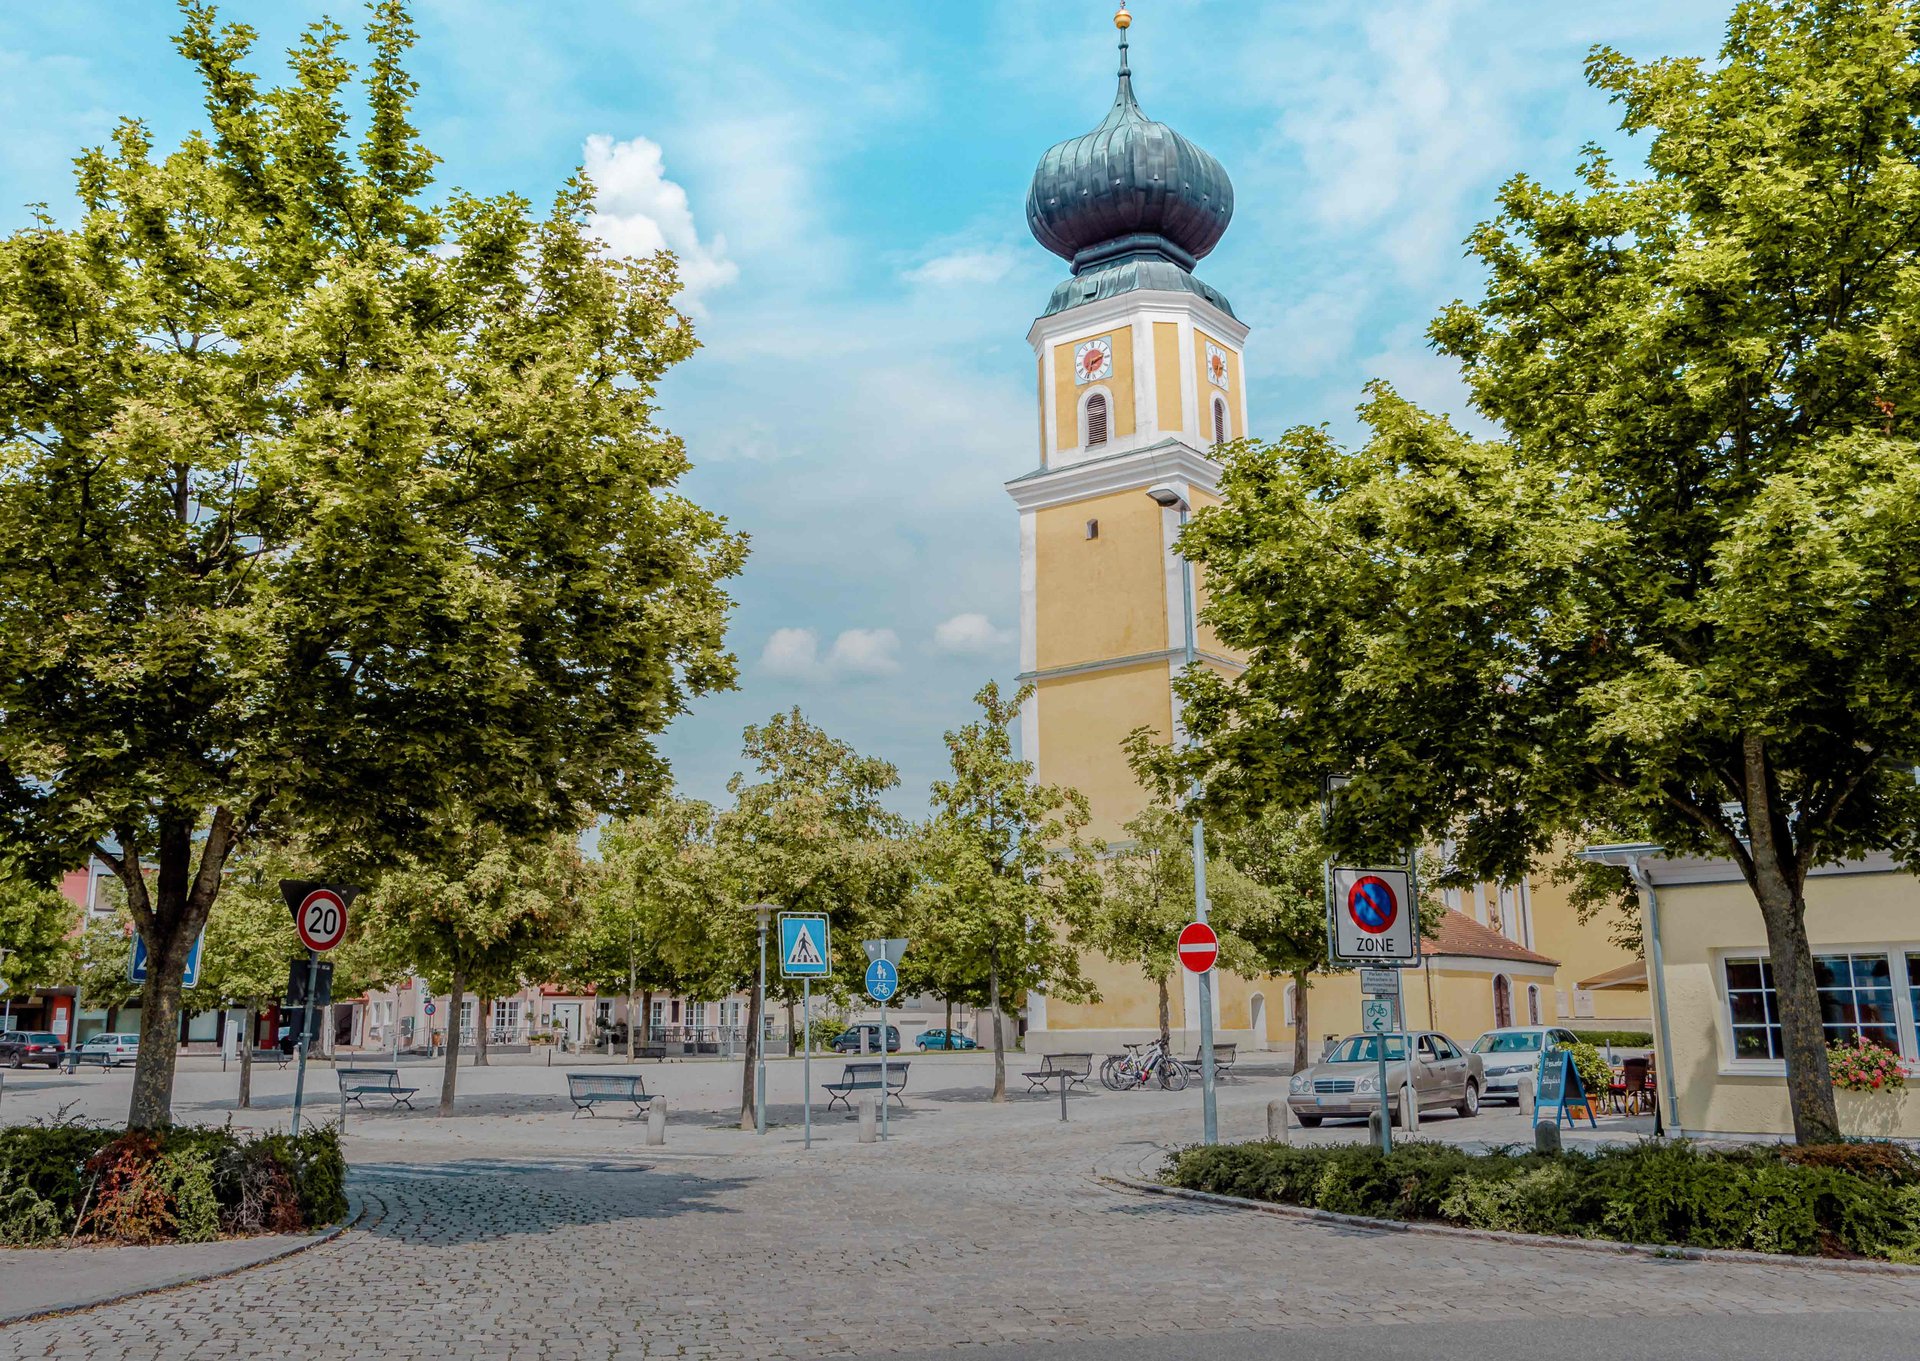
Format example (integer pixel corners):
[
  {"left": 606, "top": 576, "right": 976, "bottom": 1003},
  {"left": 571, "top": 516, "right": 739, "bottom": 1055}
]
[
  {"left": 294, "top": 888, "right": 349, "bottom": 952},
  {"left": 1177, "top": 921, "right": 1219, "bottom": 974},
  {"left": 1347, "top": 876, "right": 1399, "bottom": 936}
]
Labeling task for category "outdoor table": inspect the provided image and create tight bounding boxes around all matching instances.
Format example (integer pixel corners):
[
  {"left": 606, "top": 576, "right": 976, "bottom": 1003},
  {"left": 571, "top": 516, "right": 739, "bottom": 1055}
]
[{"left": 1028, "top": 1068, "right": 1074, "bottom": 1121}]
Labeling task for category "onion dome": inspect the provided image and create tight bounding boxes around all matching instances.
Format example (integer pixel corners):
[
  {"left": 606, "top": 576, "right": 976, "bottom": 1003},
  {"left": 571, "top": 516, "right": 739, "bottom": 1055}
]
[{"left": 1026, "top": 14, "right": 1235, "bottom": 281}]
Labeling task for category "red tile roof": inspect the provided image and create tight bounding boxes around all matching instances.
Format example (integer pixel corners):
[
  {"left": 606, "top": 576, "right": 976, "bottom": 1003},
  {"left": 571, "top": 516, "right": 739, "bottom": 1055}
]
[{"left": 1424, "top": 910, "right": 1558, "bottom": 966}]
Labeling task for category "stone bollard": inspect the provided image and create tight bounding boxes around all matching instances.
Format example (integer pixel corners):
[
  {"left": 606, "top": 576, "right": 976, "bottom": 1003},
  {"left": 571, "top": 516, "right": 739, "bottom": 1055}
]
[
  {"left": 1367, "top": 1108, "right": 1385, "bottom": 1145},
  {"left": 1518, "top": 1072, "right": 1536, "bottom": 1122},
  {"left": 1266, "top": 1098, "right": 1290, "bottom": 1144},
  {"left": 858, "top": 1092, "right": 878, "bottom": 1144},
  {"left": 1400, "top": 1082, "right": 1420, "bottom": 1134},
  {"left": 1534, "top": 1119, "right": 1562, "bottom": 1155},
  {"left": 646, "top": 1099, "right": 667, "bottom": 1146}
]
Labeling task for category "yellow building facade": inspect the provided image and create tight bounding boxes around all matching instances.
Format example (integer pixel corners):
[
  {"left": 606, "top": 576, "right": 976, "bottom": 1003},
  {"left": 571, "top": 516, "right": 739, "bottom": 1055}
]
[{"left": 1008, "top": 15, "right": 1647, "bottom": 1061}]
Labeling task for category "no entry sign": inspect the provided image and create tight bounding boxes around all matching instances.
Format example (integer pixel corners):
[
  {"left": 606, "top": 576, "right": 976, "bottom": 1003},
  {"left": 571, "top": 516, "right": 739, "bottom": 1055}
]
[{"left": 1177, "top": 921, "right": 1219, "bottom": 974}]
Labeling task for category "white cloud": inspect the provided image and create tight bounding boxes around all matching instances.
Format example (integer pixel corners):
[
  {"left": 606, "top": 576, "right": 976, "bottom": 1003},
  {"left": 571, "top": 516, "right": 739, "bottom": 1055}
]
[
  {"left": 933, "top": 612, "right": 1014, "bottom": 655},
  {"left": 583, "top": 133, "right": 738, "bottom": 310},
  {"left": 826, "top": 628, "right": 902, "bottom": 677},
  {"left": 757, "top": 626, "right": 901, "bottom": 682},
  {"left": 904, "top": 246, "right": 1018, "bottom": 288}
]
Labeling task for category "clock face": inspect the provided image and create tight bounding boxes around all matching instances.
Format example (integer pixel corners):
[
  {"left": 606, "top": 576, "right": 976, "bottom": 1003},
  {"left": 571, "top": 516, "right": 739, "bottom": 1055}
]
[
  {"left": 1075, "top": 336, "right": 1113, "bottom": 386},
  {"left": 1206, "top": 342, "right": 1230, "bottom": 390}
]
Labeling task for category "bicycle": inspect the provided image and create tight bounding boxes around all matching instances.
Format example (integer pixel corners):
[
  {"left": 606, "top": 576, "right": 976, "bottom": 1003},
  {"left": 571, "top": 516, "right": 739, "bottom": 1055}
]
[{"left": 1100, "top": 1038, "right": 1189, "bottom": 1091}]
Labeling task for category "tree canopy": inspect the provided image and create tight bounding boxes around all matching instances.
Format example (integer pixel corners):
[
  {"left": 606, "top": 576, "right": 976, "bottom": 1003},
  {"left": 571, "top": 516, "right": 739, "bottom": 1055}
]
[
  {"left": 0, "top": 1, "right": 742, "bottom": 1126},
  {"left": 1176, "top": 0, "right": 1920, "bottom": 1143}
]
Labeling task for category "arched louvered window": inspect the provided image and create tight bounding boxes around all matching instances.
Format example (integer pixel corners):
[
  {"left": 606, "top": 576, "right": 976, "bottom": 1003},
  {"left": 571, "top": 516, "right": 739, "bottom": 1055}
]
[
  {"left": 1212, "top": 396, "right": 1230, "bottom": 447},
  {"left": 1085, "top": 392, "right": 1109, "bottom": 447}
]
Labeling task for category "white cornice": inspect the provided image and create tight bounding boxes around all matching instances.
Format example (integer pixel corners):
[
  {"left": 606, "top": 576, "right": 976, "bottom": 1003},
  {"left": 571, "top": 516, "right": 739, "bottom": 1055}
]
[
  {"left": 1004, "top": 440, "right": 1223, "bottom": 511},
  {"left": 1027, "top": 289, "right": 1250, "bottom": 352}
]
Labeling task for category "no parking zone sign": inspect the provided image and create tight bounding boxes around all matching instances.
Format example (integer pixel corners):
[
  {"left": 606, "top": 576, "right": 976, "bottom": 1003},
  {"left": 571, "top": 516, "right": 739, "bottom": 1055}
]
[{"left": 1328, "top": 866, "right": 1420, "bottom": 967}]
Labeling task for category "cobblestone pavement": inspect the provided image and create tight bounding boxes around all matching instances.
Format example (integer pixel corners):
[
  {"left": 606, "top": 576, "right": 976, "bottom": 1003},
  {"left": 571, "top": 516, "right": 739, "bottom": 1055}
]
[{"left": 2, "top": 1072, "right": 1917, "bottom": 1361}]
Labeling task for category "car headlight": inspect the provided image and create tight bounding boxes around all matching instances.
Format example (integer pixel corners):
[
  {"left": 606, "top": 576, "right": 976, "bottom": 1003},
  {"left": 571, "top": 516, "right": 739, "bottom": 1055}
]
[
  {"left": 1356, "top": 1075, "right": 1377, "bottom": 1094},
  {"left": 1289, "top": 1072, "right": 1311, "bottom": 1093}
]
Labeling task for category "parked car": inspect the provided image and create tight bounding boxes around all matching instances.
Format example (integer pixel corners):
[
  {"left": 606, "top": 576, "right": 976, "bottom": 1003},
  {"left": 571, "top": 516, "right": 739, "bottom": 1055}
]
[
  {"left": 0, "top": 1031, "right": 67, "bottom": 1069},
  {"left": 73, "top": 1033, "right": 141, "bottom": 1068},
  {"left": 831, "top": 1023, "right": 902, "bottom": 1054},
  {"left": 915, "top": 1028, "right": 978, "bottom": 1051},
  {"left": 1469, "top": 1026, "right": 1582, "bottom": 1104},
  {"left": 1286, "top": 1030, "right": 1484, "bottom": 1127}
]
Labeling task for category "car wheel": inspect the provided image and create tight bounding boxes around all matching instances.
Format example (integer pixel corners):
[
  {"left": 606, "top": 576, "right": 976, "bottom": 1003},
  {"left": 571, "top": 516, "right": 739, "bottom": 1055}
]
[
  {"left": 1296, "top": 1115, "right": 1323, "bottom": 1128},
  {"left": 8, "top": 1054, "right": 21, "bottom": 1069},
  {"left": 1457, "top": 1080, "right": 1481, "bottom": 1118}
]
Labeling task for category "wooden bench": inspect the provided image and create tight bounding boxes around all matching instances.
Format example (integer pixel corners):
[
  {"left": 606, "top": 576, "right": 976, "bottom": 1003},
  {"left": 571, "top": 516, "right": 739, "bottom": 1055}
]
[
  {"left": 1182, "top": 1043, "right": 1237, "bottom": 1079},
  {"left": 337, "top": 1066, "right": 419, "bottom": 1110},
  {"left": 1022, "top": 1052, "right": 1093, "bottom": 1094},
  {"left": 822, "top": 1060, "right": 909, "bottom": 1112},
  {"left": 565, "top": 1072, "right": 654, "bottom": 1118}
]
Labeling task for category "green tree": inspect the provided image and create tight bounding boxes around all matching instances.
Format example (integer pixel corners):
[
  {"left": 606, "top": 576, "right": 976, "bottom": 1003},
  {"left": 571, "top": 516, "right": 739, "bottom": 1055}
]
[
  {"left": 363, "top": 825, "right": 588, "bottom": 1113},
  {"left": 709, "top": 712, "right": 909, "bottom": 1128},
  {"left": 1176, "top": 0, "right": 1920, "bottom": 1143},
  {"left": 0, "top": 4, "right": 742, "bottom": 1128},
  {"left": 921, "top": 682, "right": 1104, "bottom": 1102},
  {"left": 0, "top": 868, "right": 78, "bottom": 1003}
]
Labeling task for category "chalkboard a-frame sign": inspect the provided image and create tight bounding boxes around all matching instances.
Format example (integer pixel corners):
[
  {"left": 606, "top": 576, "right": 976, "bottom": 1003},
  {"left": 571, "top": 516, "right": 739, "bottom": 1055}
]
[{"left": 1537, "top": 1048, "right": 1598, "bottom": 1129}]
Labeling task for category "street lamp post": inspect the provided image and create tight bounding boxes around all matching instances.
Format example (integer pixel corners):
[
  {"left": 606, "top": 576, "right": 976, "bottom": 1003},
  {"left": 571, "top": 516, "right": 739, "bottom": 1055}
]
[
  {"left": 754, "top": 903, "right": 773, "bottom": 1135},
  {"left": 1147, "top": 482, "right": 1218, "bottom": 1146}
]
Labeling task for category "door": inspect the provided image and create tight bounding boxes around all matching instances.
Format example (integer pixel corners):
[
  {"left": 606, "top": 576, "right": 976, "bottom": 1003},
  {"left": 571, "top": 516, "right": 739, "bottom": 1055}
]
[
  {"left": 552, "top": 1003, "right": 581, "bottom": 1045},
  {"left": 1414, "top": 1034, "right": 1447, "bottom": 1106},
  {"left": 1493, "top": 975, "right": 1513, "bottom": 1029}
]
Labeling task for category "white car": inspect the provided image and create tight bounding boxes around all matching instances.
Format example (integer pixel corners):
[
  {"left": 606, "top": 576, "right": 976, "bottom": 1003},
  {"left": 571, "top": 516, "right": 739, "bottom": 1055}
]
[
  {"left": 75, "top": 1032, "right": 141, "bottom": 1068},
  {"left": 1469, "top": 1026, "right": 1581, "bottom": 1104}
]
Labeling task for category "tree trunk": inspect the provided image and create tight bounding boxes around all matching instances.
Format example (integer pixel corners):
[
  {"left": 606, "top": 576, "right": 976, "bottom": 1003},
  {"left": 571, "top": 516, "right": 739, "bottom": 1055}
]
[
  {"left": 439, "top": 970, "right": 464, "bottom": 1115},
  {"left": 989, "top": 954, "right": 1006, "bottom": 1103},
  {"left": 476, "top": 998, "right": 490, "bottom": 1066},
  {"left": 738, "top": 981, "right": 763, "bottom": 1130},
  {"left": 626, "top": 949, "right": 638, "bottom": 1062},
  {"left": 1741, "top": 734, "right": 1840, "bottom": 1145},
  {"left": 1290, "top": 969, "right": 1310, "bottom": 1077},
  {"left": 944, "top": 997, "right": 953, "bottom": 1045},
  {"left": 1752, "top": 862, "right": 1840, "bottom": 1143},
  {"left": 1157, "top": 973, "right": 1172, "bottom": 1066},
  {"left": 640, "top": 989, "right": 653, "bottom": 1057},
  {"left": 238, "top": 1005, "right": 255, "bottom": 1109}
]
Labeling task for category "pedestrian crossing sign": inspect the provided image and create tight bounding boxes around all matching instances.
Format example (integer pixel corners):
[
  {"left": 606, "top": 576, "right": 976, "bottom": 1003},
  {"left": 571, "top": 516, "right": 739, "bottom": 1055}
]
[{"left": 779, "top": 913, "right": 831, "bottom": 978}]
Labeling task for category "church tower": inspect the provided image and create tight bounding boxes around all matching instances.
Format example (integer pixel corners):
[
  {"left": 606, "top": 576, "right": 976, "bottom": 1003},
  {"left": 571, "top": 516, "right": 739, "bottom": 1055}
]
[{"left": 1007, "top": 7, "right": 1252, "bottom": 1049}]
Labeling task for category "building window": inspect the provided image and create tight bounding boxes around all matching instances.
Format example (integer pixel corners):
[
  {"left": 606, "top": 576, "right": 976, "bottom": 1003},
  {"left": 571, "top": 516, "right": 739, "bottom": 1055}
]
[
  {"left": 1527, "top": 985, "right": 1541, "bottom": 1027},
  {"left": 1910, "top": 954, "right": 1920, "bottom": 1038},
  {"left": 595, "top": 999, "right": 613, "bottom": 1025},
  {"left": 491, "top": 999, "right": 521, "bottom": 1031},
  {"left": 1492, "top": 974, "right": 1512, "bottom": 1028},
  {"left": 1211, "top": 396, "right": 1228, "bottom": 446},
  {"left": 1084, "top": 392, "right": 1109, "bottom": 447},
  {"left": 650, "top": 999, "right": 664, "bottom": 1029},
  {"left": 459, "top": 999, "right": 474, "bottom": 1033},
  {"left": 1283, "top": 983, "right": 1297, "bottom": 1027},
  {"left": 688, "top": 1001, "right": 707, "bottom": 1028},
  {"left": 1085, "top": 518, "right": 1099, "bottom": 540},
  {"left": 1726, "top": 953, "right": 1902, "bottom": 1060}
]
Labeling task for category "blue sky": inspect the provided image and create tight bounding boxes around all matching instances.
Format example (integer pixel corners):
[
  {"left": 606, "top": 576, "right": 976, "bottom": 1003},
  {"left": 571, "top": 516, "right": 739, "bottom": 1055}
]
[{"left": 0, "top": 1, "right": 1733, "bottom": 814}]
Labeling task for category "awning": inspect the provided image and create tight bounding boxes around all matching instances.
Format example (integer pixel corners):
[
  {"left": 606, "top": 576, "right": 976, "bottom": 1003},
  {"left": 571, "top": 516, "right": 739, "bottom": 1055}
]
[{"left": 1577, "top": 960, "right": 1648, "bottom": 991}]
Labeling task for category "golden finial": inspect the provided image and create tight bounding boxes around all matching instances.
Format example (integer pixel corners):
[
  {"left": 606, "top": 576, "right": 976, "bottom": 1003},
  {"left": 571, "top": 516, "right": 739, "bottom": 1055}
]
[{"left": 1115, "top": 3, "right": 1131, "bottom": 30}]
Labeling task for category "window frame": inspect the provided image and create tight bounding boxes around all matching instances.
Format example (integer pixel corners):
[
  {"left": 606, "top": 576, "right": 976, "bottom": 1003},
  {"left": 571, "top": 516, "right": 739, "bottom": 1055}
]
[
  {"left": 1717, "top": 947, "right": 1920, "bottom": 1075},
  {"left": 1211, "top": 395, "right": 1229, "bottom": 447},
  {"left": 1080, "top": 386, "right": 1113, "bottom": 449}
]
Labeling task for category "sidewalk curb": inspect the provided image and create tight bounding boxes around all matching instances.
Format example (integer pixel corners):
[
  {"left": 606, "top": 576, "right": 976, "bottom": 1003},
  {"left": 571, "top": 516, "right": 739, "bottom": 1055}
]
[
  {"left": 0, "top": 1192, "right": 363, "bottom": 1329},
  {"left": 1098, "top": 1175, "right": 1920, "bottom": 1278}
]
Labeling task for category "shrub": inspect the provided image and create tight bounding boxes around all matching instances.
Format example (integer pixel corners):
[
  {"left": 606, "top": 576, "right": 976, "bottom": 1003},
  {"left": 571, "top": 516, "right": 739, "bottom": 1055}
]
[
  {"left": 1569, "top": 1030, "right": 1654, "bottom": 1048},
  {"left": 1164, "top": 1138, "right": 1919, "bottom": 1260},
  {"left": 1566, "top": 1043, "right": 1615, "bottom": 1101},
  {"left": 0, "top": 1122, "right": 348, "bottom": 1246}
]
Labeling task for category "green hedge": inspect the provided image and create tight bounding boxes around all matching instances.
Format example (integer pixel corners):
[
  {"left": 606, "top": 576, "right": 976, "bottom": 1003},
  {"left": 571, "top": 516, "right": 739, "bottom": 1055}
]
[
  {"left": 0, "top": 1124, "right": 347, "bottom": 1246},
  {"left": 1570, "top": 1029, "right": 1654, "bottom": 1048},
  {"left": 1165, "top": 1140, "right": 1920, "bottom": 1261}
]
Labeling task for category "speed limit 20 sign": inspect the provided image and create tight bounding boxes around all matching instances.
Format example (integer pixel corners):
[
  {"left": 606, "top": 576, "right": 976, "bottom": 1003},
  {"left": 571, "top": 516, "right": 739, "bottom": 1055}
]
[{"left": 279, "top": 880, "right": 361, "bottom": 953}]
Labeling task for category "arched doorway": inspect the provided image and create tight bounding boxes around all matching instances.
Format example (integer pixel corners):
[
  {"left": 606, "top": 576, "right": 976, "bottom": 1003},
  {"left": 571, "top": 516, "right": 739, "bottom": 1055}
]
[
  {"left": 1248, "top": 993, "right": 1267, "bottom": 1049},
  {"left": 1493, "top": 974, "right": 1513, "bottom": 1029}
]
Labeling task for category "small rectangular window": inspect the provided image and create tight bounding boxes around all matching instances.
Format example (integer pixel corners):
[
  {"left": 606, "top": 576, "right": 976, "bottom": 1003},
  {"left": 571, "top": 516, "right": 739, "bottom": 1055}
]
[
  {"left": 1086, "top": 393, "right": 1109, "bottom": 446},
  {"left": 1085, "top": 519, "right": 1099, "bottom": 540}
]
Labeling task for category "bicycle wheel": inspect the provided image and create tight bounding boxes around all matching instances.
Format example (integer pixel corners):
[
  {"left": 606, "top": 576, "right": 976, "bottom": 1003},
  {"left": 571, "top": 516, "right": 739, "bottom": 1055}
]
[
  {"left": 1159, "top": 1059, "right": 1190, "bottom": 1091},
  {"left": 1100, "top": 1055, "right": 1128, "bottom": 1090}
]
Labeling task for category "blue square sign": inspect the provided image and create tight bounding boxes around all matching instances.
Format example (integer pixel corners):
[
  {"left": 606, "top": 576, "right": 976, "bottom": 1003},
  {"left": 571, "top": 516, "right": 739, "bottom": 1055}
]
[{"left": 779, "top": 913, "right": 830, "bottom": 979}]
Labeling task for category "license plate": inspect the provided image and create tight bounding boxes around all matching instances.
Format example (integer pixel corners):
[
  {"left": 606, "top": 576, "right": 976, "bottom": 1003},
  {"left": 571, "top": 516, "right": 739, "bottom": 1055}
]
[{"left": 1316, "top": 1095, "right": 1331, "bottom": 1107}]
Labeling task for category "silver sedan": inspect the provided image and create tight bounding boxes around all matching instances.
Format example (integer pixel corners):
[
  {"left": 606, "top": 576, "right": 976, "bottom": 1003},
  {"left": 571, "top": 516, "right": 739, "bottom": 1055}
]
[{"left": 1286, "top": 1030, "right": 1485, "bottom": 1127}]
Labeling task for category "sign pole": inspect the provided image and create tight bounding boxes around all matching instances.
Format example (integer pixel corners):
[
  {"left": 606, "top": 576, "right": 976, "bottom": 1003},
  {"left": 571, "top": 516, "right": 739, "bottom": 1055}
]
[
  {"left": 802, "top": 977, "right": 812, "bottom": 1151},
  {"left": 879, "top": 989, "right": 889, "bottom": 1141},
  {"left": 1377, "top": 1034, "right": 1393, "bottom": 1154},
  {"left": 291, "top": 948, "right": 318, "bottom": 1135},
  {"left": 755, "top": 909, "right": 769, "bottom": 1136}
]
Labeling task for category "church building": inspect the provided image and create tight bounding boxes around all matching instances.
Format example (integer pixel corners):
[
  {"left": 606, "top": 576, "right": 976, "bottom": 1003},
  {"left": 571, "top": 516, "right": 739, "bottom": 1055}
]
[{"left": 1005, "top": 8, "right": 1647, "bottom": 1059}]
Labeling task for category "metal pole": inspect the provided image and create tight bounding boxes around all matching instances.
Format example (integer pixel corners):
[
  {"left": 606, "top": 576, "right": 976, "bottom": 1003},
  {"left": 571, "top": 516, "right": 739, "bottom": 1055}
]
[
  {"left": 291, "top": 949, "right": 318, "bottom": 1135},
  {"left": 879, "top": 991, "right": 889, "bottom": 1141},
  {"left": 802, "top": 977, "right": 812, "bottom": 1150},
  {"left": 1377, "top": 1035, "right": 1393, "bottom": 1155},
  {"left": 756, "top": 914, "right": 769, "bottom": 1136},
  {"left": 1173, "top": 506, "right": 1219, "bottom": 1147}
]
